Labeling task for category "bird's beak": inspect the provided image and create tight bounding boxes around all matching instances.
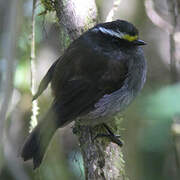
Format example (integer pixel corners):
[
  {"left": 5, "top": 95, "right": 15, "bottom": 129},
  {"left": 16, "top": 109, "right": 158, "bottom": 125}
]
[{"left": 133, "top": 39, "right": 147, "bottom": 46}]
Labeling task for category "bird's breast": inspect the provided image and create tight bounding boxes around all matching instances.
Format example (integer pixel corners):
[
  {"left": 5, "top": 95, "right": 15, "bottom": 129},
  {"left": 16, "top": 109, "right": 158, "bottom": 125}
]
[{"left": 79, "top": 47, "right": 147, "bottom": 126}]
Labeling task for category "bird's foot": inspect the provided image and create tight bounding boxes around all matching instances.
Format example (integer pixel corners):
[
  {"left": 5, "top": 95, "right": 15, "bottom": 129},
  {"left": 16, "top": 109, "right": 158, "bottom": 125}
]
[{"left": 93, "top": 123, "right": 123, "bottom": 147}]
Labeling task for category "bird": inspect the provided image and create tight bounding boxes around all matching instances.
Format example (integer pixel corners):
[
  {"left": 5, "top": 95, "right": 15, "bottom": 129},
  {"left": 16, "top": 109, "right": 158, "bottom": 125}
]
[{"left": 20, "top": 19, "right": 147, "bottom": 169}]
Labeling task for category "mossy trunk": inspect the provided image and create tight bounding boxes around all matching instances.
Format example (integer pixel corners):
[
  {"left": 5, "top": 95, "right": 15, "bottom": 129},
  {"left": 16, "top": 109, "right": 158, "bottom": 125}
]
[{"left": 53, "top": 0, "right": 127, "bottom": 179}]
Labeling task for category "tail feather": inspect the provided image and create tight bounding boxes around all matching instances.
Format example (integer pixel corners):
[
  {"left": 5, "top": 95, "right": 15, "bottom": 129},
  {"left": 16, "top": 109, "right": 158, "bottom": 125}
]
[
  {"left": 33, "top": 60, "right": 58, "bottom": 101},
  {"left": 21, "top": 108, "right": 58, "bottom": 169},
  {"left": 21, "top": 125, "right": 52, "bottom": 169},
  {"left": 20, "top": 100, "right": 75, "bottom": 169}
]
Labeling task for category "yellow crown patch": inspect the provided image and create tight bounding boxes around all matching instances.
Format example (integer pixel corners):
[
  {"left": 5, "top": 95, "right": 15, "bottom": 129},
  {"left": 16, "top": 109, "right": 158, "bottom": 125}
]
[{"left": 122, "top": 34, "right": 138, "bottom": 42}]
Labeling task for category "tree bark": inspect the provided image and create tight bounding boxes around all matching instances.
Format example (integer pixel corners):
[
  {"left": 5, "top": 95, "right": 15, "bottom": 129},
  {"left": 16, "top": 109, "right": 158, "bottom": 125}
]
[
  {"left": 75, "top": 123, "right": 126, "bottom": 180},
  {"left": 53, "top": 0, "right": 127, "bottom": 179}
]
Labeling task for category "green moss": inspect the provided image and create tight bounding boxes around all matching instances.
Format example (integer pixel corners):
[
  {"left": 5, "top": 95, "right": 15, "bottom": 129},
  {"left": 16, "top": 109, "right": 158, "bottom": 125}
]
[
  {"left": 38, "top": 0, "right": 56, "bottom": 16},
  {"left": 41, "top": 0, "right": 55, "bottom": 12},
  {"left": 62, "top": 31, "right": 71, "bottom": 47},
  {"left": 83, "top": 16, "right": 97, "bottom": 31}
]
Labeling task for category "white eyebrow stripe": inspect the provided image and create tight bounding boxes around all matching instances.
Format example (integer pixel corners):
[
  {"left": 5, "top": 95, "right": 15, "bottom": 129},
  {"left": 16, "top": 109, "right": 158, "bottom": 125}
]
[{"left": 93, "top": 27, "right": 125, "bottom": 38}]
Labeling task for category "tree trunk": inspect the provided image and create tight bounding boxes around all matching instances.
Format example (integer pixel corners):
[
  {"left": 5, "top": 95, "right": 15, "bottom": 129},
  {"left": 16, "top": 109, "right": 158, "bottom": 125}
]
[{"left": 53, "top": 0, "right": 127, "bottom": 179}]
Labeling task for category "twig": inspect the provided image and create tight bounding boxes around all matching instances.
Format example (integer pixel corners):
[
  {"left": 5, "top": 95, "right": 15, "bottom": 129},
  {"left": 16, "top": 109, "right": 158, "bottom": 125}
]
[
  {"left": 29, "top": 0, "right": 39, "bottom": 132},
  {"left": 144, "top": 0, "right": 178, "bottom": 80},
  {"left": 144, "top": 0, "right": 173, "bottom": 33}
]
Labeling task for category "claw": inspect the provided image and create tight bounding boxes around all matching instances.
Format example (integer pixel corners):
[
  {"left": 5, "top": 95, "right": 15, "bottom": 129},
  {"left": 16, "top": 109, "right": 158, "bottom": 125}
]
[{"left": 93, "top": 124, "right": 123, "bottom": 147}]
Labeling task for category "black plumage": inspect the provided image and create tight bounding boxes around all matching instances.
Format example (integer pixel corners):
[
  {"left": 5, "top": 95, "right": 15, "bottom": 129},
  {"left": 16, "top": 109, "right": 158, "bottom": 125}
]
[{"left": 21, "top": 20, "right": 147, "bottom": 169}]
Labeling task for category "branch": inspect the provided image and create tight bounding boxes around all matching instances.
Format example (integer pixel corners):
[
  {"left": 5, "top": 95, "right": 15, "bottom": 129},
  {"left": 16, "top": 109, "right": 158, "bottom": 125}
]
[
  {"left": 76, "top": 124, "right": 126, "bottom": 180},
  {"left": 55, "top": 0, "right": 98, "bottom": 40},
  {"left": 144, "top": 0, "right": 173, "bottom": 33}
]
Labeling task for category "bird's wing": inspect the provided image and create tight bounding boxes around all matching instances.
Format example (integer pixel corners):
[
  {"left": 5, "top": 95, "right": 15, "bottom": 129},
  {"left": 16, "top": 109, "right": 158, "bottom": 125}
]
[
  {"left": 33, "top": 41, "right": 82, "bottom": 100},
  {"left": 52, "top": 79, "right": 105, "bottom": 125},
  {"left": 33, "top": 60, "right": 58, "bottom": 100},
  {"left": 51, "top": 52, "right": 128, "bottom": 124},
  {"left": 33, "top": 42, "right": 81, "bottom": 100}
]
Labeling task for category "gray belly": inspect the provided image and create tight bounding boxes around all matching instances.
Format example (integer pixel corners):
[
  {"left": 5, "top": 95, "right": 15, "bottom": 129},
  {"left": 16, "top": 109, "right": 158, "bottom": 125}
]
[
  {"left": 79, "top": 85, "right": 134, "bottom": 125},
  {"left": 79, "top": 48, "right": 147, "bottom": 126}
]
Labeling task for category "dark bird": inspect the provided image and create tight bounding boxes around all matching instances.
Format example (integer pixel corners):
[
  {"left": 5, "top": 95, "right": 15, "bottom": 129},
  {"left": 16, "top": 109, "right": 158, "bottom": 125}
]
[{"left": 21, "top": 20, "right": 147, "bottom": 169}]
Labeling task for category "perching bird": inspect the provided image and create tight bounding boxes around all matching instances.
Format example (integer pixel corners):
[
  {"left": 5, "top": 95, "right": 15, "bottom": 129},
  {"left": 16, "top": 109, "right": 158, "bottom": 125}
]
[{"left": 21, "top": 20, "right": 147, "bottom": 169}]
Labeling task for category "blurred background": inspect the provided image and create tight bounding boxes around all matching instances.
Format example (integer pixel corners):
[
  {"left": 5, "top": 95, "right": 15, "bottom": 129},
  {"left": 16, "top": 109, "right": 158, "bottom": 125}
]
[{"left": 0, "top": 0, "right": 180, "bottom": 179}]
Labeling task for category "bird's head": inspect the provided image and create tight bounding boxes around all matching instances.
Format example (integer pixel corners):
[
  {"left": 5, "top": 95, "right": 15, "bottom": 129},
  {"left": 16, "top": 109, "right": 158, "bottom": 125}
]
[{"left": 92, "top": 20, "right": 146, "bottom": 46}]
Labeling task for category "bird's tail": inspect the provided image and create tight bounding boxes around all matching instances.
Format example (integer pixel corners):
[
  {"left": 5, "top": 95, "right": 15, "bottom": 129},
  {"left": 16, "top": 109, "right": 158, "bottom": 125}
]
[{"left": 20, "top": 106, "right": 59, "bottom": 169}]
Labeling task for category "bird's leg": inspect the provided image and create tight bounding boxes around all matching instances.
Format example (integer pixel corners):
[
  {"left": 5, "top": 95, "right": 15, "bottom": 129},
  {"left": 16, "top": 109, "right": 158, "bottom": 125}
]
[{"left": 94, "top": 123, "right": 123, "bottom": 147}]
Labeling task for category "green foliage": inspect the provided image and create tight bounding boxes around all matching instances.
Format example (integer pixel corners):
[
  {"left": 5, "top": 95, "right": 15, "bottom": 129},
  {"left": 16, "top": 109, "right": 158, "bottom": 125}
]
[
  {"left": 138, "top": 84, "right": 180, "bottom": 152},
  {"left": 144, "top": 84, "right": 180, "bottom": 120},
  {"left": 14, "top": 61, "right": 30, "bottom": 90}
]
